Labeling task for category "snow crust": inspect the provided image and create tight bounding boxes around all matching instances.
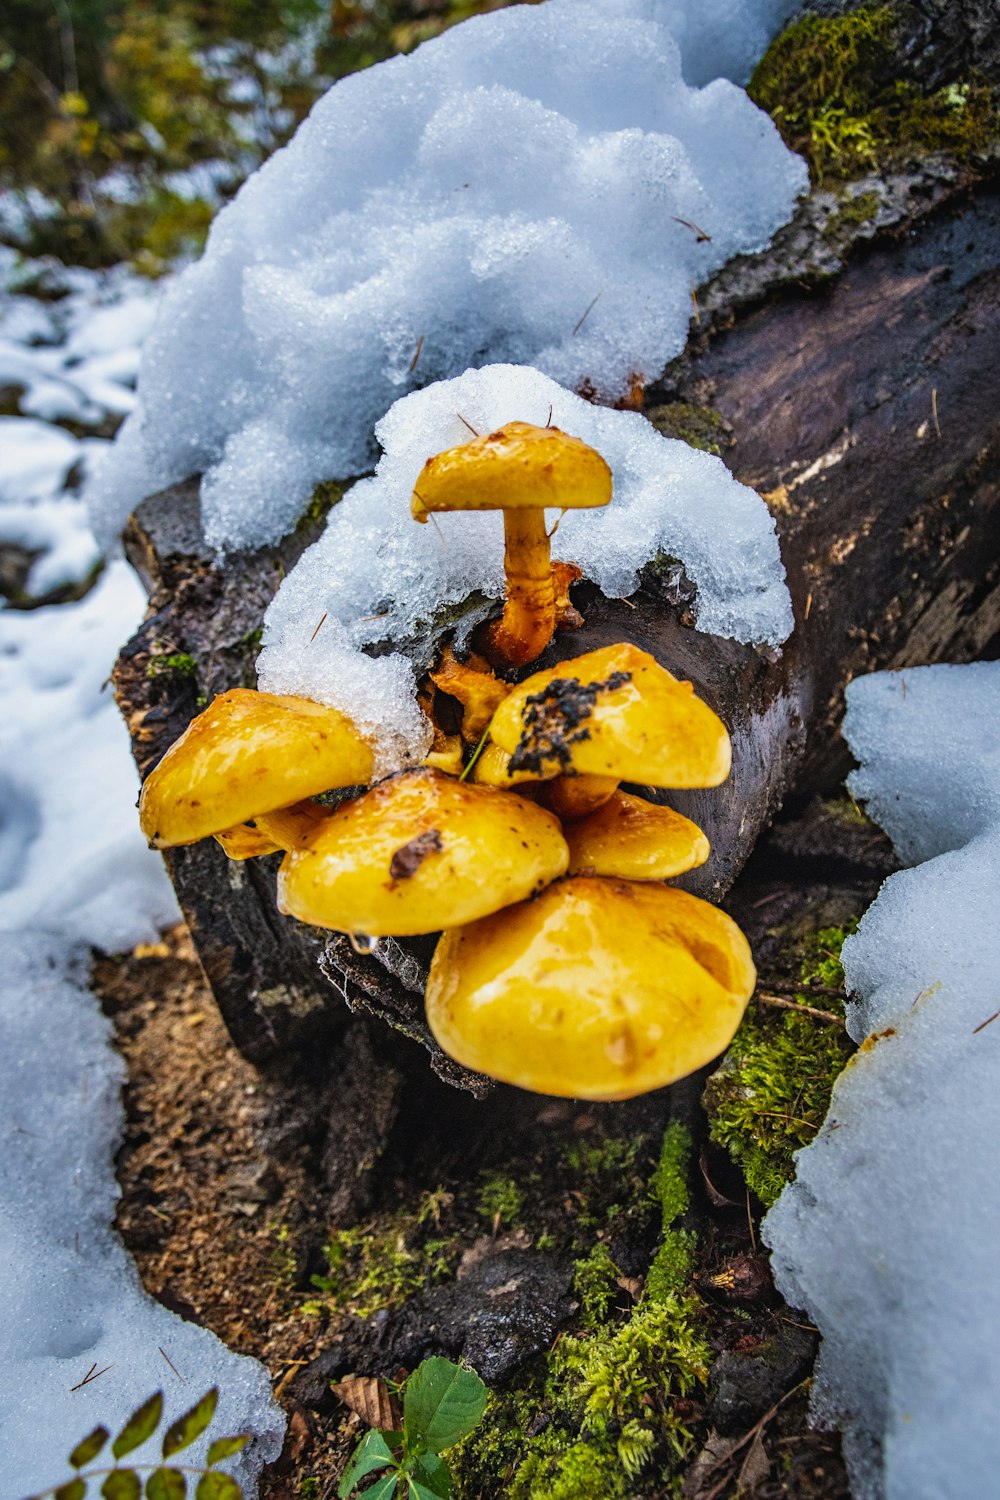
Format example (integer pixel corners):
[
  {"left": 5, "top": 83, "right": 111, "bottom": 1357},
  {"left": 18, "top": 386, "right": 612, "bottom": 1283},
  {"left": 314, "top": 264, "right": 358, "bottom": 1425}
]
[
  {"left": 764, "top": 662, "right": 1000, "bottom": 1500},
  {"left": 258, "top": 363, "right": 793, "bottom": 769},
  {"left": 87, "top": 0, "right": 806, "bottom": 552},
  {"left": 0, "top": 934, "right": 285, "bottom": 1500}
]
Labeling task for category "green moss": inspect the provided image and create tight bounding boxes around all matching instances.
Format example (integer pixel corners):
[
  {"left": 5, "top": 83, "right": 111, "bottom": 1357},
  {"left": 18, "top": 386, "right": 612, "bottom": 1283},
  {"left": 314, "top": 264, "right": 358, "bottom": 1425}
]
[
  {"left": 749, "top": 4, "right": 1000, "bottom": 184},
  {"left": 476, "top": 1173, "right": 525, "bottom": 1228},
  {"left": 704, "top": 921, "right": 859, "bottom": 1206},
  {"left": 307, "top": 1192, "right": 460, "bottom": 1318},
  {"left": 647, "top": 401, "right": 729, "bottom": 455},
  {"left": 453, "top": 1125, "right": 707, "bottom": 1499},
  {"left": 146, "top": 651, "right": 197, "bottom": 680},
  {"left": 297, "top": 478, "right": 346, "bottom": 532},
  {"left": 573, "top": 1242, "right": 621, "bottom": 1328}
]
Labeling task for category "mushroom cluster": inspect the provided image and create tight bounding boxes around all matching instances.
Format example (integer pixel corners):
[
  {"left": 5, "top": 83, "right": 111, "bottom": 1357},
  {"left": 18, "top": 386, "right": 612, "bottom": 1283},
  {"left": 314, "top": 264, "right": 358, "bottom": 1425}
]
[{"left": 139, "top": 422, "right": 756, "bottom": 1099}]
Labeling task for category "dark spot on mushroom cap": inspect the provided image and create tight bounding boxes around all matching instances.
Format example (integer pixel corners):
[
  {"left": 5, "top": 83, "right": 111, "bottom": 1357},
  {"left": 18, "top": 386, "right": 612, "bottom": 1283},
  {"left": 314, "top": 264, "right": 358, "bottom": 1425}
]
[
  {"left": 388, "top": 827, "right": 444, "bottom": 883},
  {"left": 509, "top": 671, "right": 632, "bottom": 775}
]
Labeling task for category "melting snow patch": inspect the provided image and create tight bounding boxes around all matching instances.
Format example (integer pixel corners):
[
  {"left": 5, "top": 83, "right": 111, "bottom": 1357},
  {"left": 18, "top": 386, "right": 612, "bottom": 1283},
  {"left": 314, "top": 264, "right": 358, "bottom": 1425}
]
[
  {"left": 0, "top": 933, "right": 284, "bottom": 1500},
  {"left": 0, "top": 560, "right": 178, "bottom": 948},
  {"left": 87, "top": 0, "right": 806, "bottom": 552},
  {"left": 258, "top": 363, "right": 793, "bottom": 770},
  {"left": 764, "top": 662, "right": 1000, "bottom": 1500}
]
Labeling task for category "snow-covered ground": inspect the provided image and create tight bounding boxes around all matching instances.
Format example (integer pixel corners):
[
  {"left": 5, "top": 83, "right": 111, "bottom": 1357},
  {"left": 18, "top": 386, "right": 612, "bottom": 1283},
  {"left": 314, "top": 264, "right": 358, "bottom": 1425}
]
[
  {"left": 0, "top": 252, "right": 284, "bottom": 1497},
  {"left": 765, "top": 664, "right": 1000, "bottom": 1499}
]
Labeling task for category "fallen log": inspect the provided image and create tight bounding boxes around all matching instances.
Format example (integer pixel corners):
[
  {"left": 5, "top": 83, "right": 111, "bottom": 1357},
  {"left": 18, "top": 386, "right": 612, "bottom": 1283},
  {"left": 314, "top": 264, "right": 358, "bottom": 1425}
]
[{"left": 113, "top": 63, "right": 1000, "bottom": 1087}]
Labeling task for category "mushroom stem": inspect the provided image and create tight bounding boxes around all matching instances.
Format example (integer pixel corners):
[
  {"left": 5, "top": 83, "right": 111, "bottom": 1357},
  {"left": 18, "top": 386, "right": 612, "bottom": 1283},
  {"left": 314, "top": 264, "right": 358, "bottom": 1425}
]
[{"left": 487, "top": 508, "right": 556, "bottom": 668}]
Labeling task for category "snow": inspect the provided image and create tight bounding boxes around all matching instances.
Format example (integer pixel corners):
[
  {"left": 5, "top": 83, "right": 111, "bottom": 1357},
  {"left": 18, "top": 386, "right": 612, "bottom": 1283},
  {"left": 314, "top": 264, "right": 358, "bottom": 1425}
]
[
  {"left": 764, "top": 662, "right": 1000, "bottom": 1500},
  {"left": 0, "top": 252, "right": 285, "bottom": 1494},
  {"left": 0, "top": 933, "right": 285, "bottom": 1500},
  {"left": 0, "top": 256, "right": 161, "bottom": 597},
  {"left": 87, "top": 0, "right": 806, "bottom": 553},
  {"left": 258, "top": 362, "right": 793, "bottom": 770}
]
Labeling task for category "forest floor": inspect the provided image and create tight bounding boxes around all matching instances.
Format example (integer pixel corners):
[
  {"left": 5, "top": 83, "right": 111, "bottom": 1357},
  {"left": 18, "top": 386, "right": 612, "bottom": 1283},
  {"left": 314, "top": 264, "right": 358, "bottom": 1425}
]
[{"left": 95, "top": 793, "right": 897, "bottom": 1499}]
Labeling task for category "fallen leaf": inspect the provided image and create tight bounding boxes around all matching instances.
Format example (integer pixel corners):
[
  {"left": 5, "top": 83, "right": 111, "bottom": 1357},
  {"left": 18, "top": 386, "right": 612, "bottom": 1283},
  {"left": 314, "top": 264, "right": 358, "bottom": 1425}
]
[
  {"left": 332, "top": 1374, "right": 401, "bottom": 1430},
  {"left": 737, "top": 1428, "right": 770, "bottom": 1492}
]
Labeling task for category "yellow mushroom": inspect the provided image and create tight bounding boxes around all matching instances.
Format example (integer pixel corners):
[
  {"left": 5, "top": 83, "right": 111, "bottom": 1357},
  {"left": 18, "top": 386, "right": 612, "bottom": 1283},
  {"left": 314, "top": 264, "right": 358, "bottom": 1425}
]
[
  {"left": 411, "top": 422, "right": 612, "bottom": 668},
  {"left": 425, "top": 876, "right": 756, "bottom": 1100},
  {"left": 139, "top": 688, "right": 373, "bottom": 848},
  {"left": 486, "top": 642, "right": 731, "bottom": 788},
  {"left": 564, "top": 790, "right": 710, "bottom": 880},
  {"left": 277, "top": 767, "right": 569, "bottom": 938}
]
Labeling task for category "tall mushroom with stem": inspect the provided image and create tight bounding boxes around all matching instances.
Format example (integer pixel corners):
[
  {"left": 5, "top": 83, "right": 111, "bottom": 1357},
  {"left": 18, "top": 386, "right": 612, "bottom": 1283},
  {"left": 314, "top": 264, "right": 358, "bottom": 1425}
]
[{"left": 411, "top": 421, "right": 612, "bottom": 669}]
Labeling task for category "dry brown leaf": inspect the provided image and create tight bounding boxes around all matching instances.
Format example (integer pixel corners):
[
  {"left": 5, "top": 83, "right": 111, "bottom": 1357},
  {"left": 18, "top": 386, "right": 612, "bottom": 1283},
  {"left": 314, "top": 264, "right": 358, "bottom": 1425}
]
[
  {"left": 332, "top": 1373, "right": 401, "bottom": 1430},
  {"left": 737, "top": 1428, "right": 770, "bottom": 1493}
]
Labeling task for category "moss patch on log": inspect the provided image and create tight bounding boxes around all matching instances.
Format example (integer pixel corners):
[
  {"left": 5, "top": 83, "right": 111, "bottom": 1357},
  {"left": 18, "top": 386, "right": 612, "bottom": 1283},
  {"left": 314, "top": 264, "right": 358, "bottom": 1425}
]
[
  {"left": 703, "top": 921, "right": 859, "bottom": 1208},
  {"left": 749, "top": 4, "right": 1000, "bottom": 184}
]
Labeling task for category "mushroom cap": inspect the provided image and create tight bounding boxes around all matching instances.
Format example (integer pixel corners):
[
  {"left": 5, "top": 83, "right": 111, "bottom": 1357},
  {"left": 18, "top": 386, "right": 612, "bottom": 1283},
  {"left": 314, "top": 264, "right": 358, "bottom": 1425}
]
[
  {"left": 486, "top": 643, "right": 731, "bottom": 788},
  {"left": 277, "top": 767, "right": 568, "bottom": 937},
  {"left": 411, "top": 421, "right": 612, "bottom": 521},
  {"left": 139, "top": 688, "right": 373, "bottom": 848},
  {"left": 425, "top": 876, "right": 756, "bottom": 1100},
  {"left": 565, "top": 790, "right": 711, "bottom": 880}
]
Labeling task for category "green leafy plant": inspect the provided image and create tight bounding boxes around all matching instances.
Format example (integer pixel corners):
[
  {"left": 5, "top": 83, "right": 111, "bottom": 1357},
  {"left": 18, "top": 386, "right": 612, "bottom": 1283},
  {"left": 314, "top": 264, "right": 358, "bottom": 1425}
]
[
  {"left": 24, "top": 1388, "right": 249, "bottom": 1500},
  {"left": 338, "top": 1357, "right": 487, "bottom": 1499}
]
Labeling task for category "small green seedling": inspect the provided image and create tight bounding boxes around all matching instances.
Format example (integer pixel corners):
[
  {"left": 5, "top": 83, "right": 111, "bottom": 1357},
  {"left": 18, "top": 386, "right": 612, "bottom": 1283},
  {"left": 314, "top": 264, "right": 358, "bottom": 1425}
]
[
  {"left": 23, "top": 1388, "right": 250, "bottom": 1500},
  {"left": 338, "top": 1357, "right": 487, "bottom": 1499}
]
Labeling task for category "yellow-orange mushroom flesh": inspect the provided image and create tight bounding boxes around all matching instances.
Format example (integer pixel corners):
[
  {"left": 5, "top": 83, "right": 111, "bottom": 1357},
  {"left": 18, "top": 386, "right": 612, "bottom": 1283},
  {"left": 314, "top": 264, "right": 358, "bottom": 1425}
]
[
  {"left": 277, "top": 767, "right": 568, "bottom": 938},
  {"left": 411, "top": 422, "right": 612, "bottom": 668},
  {"left": 139, "top": 688, "right": 374, "bottom": 848},
  {"left": 564, "top": 791, "right": 710, "bottom": 880},
  {"left": 213, "top": 822, "right": 283, "bottom": 861},
  {"left": 426, "top": 876, "right": 756, "bottom": 1100},
  {"left": 487, "top": 642, "right": 731, "bottom": 788}
]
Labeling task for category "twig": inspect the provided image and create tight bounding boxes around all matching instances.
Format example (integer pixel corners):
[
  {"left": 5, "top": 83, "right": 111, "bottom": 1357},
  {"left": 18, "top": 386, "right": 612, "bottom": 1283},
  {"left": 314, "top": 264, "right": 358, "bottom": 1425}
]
[
  {"left": 571, "top": 291, "right": 602, "bottom": 336},
  {"left": 456, "top": 412, "right": 481, "bottom": 437},
  {"left": 70, "top": 1362, "right": 113, "bottom": 1392},
  {"left": 308, "top": 612, "right": 327, "bottom": 645},
  {"left": 672, "top": 215, "right": 712, "bottom": 243},
  {"left": 158, "top": 1346, "right": 185, "bottom": 1382},
  {"left": 764, "top": 980, "right": 846, "bottom": 998},
  {"left": 409, "top": 333, "right": 424, "bottom": 372},
  {"left": 973, "top": 1007, "right": 1000, "bottom": 1035},
  {"left": 755, "top": 993, "right": 846, "bottom": 1027},
  {"left": 932, "top": 386, "right": 942, "bottom": 439}
]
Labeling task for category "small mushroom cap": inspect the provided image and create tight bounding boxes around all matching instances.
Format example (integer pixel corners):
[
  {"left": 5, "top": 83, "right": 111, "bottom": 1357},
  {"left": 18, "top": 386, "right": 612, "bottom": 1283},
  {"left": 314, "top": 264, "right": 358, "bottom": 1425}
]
[
  {"left": 565, "top": 791, "right": 710, "bottom": 880},
  {"left": 426, "top": 876, "right": 756, "bottom": 1100},
  {"left": 487, "top": 643, "right": 731, "bottom": 788},
  {"left": 411, "top": 421, "right": 612, "bottom": 521},
  {"left": 139, "top": 688, "right": 374, "bottom": 848},
  {"left": 277, "top": 767, "right": 568, "bottom": 937}
]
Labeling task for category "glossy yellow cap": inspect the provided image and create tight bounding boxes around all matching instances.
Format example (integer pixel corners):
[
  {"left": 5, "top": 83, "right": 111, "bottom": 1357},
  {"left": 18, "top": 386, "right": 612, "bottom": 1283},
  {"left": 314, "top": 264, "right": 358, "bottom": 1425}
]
[
  {"left": 139, "top": 688, "right": 373, "bottom": 848},
  {"left": 425, "top": 876, "right": 755, "bottom": 1100},
  {"left": 487, "top": 643, "right": 731, "bottom": 787},
  {"left": 277, "top": 768, "right": 568, "bottom": 937},
  {"left": 411, "top": 421, "right": 612, "bottom": 521},
  {"left": 565, "top": 791, "right": 710, "bottom": 880}
]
